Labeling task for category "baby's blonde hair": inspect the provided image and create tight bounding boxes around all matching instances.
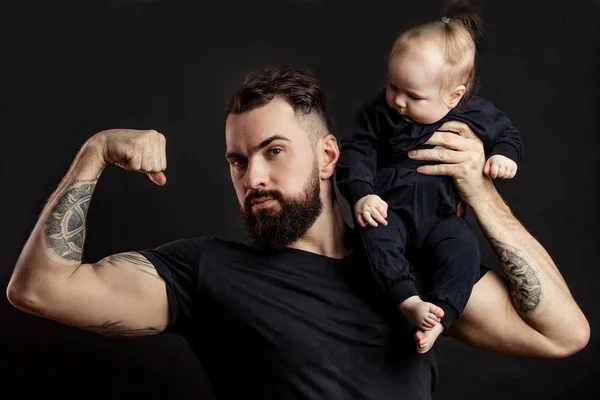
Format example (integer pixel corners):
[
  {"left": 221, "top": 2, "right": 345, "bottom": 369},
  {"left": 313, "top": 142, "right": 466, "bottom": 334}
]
[{"left": 390, "top": 0, "right": 483, "bottom": 101}]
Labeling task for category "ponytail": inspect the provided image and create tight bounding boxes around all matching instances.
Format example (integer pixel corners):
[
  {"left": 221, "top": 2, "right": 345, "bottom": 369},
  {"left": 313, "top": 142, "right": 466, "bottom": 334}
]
[{"left": 444, "top": 0, "right": 483, "bottom": 43}]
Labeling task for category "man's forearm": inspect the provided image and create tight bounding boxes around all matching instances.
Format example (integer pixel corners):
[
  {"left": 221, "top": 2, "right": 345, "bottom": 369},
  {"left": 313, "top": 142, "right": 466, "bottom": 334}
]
[
  {"left": 470, "top": 180, "right": 589, "bottom": 350},
  {"left": 8, "top": 139, "right": 105, "bottom": 301}
]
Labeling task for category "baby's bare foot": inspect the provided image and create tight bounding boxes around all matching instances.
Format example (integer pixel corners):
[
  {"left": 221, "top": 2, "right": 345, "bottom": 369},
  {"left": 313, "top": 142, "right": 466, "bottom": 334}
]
[
  {"left": 398, "top": 296, "right": 444, "bottom": 331},
  {"left": 414, "top": 323, "right": 444, "bottom": 353}
]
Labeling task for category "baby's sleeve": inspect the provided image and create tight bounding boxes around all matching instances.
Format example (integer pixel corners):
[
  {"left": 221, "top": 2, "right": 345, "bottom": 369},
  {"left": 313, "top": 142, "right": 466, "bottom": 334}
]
[
  {"left": 455, "top": 96, "right": 524, "bottom": 163},
  {"left": 336, "top": 101, "right": 383, "bottom": 206}
]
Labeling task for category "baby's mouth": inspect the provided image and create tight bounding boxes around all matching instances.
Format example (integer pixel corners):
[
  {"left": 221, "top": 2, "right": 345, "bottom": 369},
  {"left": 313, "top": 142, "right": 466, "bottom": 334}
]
[{"left": 400, "top": 113, "right": 414, "bottom": 123}]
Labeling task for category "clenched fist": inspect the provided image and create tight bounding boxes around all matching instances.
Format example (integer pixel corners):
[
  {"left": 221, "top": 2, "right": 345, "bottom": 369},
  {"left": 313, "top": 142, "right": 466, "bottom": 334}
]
[
  {"left": 483, "top": 154, "right": 517, "bottom": 179},
  {"left": 89, "top": 129, "right": 168, "bottom": 186},
  {"left": 354, "top": 194, "right": 388, "bottom": 228}
]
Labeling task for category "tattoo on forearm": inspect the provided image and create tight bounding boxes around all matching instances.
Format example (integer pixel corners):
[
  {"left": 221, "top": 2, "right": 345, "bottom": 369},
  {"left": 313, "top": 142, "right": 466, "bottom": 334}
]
[
  {"left": 490, "top": 238, "right": 541, "bottom": 312},
  {"left": 85, "top": 321, "right": 162, "bottom": 337},
  {"left": 45, "top": 180, "right": 97, "bottom": 261},
  {"left": 91, "top": 253, "right": 164, "bottom": 282}
]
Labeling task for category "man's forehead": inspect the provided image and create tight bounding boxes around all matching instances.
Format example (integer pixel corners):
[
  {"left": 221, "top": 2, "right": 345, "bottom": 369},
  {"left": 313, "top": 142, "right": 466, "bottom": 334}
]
[{"left": 225, "top": 99, "right": 306, "bottom": 151}]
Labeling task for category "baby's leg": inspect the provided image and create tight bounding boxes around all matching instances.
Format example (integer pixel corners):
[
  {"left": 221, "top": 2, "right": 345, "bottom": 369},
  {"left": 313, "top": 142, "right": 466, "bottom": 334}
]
[
  {"left": 414, "top": 216, "right": 481, "bottom": 352},
  {"left": 358, "top": 209, "right": 420, "bottom": 308}
]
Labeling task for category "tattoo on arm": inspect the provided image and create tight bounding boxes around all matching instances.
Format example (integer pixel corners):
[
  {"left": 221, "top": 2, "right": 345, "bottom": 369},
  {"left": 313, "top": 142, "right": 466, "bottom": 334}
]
[
  {"left": 91, "top": 253, "right": 164, "bottom": 282},
  {"left": 85, "top": 321, "right": 162, "bottom": 337},
  {"left": 45, "top": 180, "right": 97, "bottom": 261},
  {"left": 490, "top": 238, "right": 541, "bottom": 312}
]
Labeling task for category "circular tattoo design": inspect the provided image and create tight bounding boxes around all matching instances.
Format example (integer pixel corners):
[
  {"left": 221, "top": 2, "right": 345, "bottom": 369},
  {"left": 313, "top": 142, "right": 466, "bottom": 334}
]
[{"left": 46, "top": 182, "right": 95, "bottom": 261}]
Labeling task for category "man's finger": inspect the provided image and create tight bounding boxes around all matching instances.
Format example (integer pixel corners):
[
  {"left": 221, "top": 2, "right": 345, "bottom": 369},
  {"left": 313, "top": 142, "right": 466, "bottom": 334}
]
[
  {"left": 147, "top": 171, "right": 167, "bottom": 186},
  {"left": 409, "top": 147, "right": 467, "bottom": 164},
  {"left": 160, "top": 134, "right": 167, "bottom": 171},
  {"left": 423, "top": 131, "right": 466, "bottom": 150},
  {"left": 416, "top": 164, "right": 454, "bottom": 176},
  {"left": 438, "top": 121, "right": 478, "bottom": 139}
]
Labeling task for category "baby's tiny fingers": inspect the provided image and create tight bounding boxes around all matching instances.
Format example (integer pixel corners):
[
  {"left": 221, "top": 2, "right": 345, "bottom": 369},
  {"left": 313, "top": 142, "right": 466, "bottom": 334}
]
[
  {"left": 356, "top": 213, "right": 367, "bottom": 228},
  {"left": 490, "top": 163, "right": 499, "bottom": 178},
  {"left": 498, "top": 165, "right": 506, "bottom": 178},
  {"left": 375, "top": 204, "right": 388, "bottom": 219},
  {"left": 362, "top": 211, "right": 378, "bottom": 227},
  {"left": 483, "top": 162, "right": 491, "bottom": 176}
]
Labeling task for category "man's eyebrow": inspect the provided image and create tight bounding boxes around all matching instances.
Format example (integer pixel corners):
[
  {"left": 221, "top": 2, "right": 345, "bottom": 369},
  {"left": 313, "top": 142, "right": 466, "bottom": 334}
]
[
  {"left": 225, "top": 135, "right": 291, "bottom": 159},
  {"left": 257, "top": 135, "right": 291, "bottom": 150},
  {"left": 225, "top": 151, "right": 243, "bottom": 159}
]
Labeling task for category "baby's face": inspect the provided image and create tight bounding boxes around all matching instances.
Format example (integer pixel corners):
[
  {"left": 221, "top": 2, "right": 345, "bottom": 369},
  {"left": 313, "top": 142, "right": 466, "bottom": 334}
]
[{"left": 386, "top": 46, "right": 452, "bottom": 125}]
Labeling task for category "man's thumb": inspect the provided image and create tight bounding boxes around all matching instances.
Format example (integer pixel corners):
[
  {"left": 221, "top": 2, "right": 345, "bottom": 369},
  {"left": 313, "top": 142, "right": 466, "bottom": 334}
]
[{"left": 147, "top": 171, "right": 167, "bottom": 186}]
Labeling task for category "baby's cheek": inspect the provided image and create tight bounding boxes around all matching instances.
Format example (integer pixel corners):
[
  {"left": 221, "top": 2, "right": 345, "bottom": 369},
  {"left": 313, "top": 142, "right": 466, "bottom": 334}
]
[{"left": 412, "top": 107, "right": 440, "bottom": 125}]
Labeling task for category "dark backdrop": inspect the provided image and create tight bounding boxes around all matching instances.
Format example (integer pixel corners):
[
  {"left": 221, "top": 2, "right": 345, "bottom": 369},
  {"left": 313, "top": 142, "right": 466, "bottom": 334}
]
[{"left": 1, "top": 0, "right": 598, "bottom": 398}]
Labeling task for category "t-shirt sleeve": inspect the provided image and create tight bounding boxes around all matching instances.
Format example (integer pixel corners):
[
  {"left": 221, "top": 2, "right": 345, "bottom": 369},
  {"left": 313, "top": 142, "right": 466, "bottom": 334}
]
[{"left": 137, "top": 236, "right": 211, "bottom": 332}]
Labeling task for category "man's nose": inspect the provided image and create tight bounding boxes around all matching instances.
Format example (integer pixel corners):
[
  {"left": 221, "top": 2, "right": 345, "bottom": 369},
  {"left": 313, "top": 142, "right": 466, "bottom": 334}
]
[{"left": 245, "top": 159, "right": 270, "bottom": 190}]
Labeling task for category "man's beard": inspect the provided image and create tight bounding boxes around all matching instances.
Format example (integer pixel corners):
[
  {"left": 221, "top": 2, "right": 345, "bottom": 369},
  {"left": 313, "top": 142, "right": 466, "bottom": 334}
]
[{"left": 240, "top": 167, "right": 323, "bottom": 251}]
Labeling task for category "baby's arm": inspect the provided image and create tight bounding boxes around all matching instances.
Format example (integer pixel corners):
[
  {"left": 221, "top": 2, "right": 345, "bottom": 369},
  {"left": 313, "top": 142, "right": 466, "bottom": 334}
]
[
  {"left": 336, "top": 100, "right": 382, "bottom": 208},
  {"left": 454, "top": 96, "right": 524, "bottom": 180}
]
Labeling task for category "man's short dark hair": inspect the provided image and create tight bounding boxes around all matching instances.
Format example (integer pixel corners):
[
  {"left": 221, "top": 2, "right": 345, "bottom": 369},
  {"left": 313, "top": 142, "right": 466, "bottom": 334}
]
[{"left": 226, "top": 64, "right": 330, "bottom": 142}]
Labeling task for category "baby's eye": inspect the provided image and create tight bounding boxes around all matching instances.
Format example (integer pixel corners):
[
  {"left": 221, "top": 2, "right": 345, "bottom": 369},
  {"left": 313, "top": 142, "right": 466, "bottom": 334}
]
[
  {"left": 408, "top": 93, "right": 423, "bottom": 100},
  {"left": 388, "top": 83, "right": 398, "bottom": 91}
]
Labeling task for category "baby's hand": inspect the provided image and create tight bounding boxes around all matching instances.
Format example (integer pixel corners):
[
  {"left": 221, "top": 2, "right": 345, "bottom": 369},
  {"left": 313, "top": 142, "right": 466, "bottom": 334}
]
[
  {"left": 484, "top": 155, "right": 518, "bottom": 179},
  {"left": 354, "top": 194, "right": 388, "bottom": 228}
]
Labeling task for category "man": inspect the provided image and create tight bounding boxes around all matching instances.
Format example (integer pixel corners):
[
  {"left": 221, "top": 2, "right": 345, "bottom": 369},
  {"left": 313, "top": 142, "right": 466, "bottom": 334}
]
[{"left": 7, "top": 65, "right": 589, "bottom": 399}]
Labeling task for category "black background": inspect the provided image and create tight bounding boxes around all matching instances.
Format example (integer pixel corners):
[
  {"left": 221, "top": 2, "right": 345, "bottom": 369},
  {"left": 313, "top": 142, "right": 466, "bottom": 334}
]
[{"left": 0, "top": 0, "right": 598, "bottom": 398}]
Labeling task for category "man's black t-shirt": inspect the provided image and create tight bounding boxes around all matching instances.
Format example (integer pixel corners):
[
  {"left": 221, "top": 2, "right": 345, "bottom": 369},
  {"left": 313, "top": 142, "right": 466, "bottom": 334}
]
[{"left": 139, "top": 237, "right": 438, "bottom": 400}]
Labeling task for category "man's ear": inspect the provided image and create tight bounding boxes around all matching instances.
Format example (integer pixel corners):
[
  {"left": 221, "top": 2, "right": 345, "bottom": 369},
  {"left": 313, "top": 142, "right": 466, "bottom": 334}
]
[
  {"left": 446, "top": 84, "right": 466, "bottom": 108},
  {"left": 319, "top": 134, "right": 339, "bottom": 179}
]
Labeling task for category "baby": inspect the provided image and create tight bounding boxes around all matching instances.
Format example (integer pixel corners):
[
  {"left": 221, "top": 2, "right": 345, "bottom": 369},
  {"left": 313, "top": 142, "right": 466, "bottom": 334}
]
[{"left": 336, "top": 1, "right": 523, "bottom": 353}]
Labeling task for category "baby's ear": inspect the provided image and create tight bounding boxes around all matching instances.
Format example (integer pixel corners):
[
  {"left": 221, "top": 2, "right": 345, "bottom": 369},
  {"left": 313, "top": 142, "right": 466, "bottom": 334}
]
[{"left": 446, "top": 85, "right": 466, "bottom": 108}]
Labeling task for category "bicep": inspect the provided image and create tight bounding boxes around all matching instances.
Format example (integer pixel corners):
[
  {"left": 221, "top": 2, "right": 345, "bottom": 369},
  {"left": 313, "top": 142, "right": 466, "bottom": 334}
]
[
  {"left": 447, "top": 270, "right": 559, "bottom": 358},
  {"left": 42, "top": 252, "right": 169, "bottom": 336}
]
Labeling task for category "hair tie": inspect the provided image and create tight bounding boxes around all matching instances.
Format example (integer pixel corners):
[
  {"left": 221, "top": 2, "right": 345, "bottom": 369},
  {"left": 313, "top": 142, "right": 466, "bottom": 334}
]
[{"left": 441, "top": 16, "right": 450, "bottom": 24}]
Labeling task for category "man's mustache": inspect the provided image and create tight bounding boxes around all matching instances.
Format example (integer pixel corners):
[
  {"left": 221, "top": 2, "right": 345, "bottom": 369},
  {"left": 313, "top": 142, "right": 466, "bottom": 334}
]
[{"left": 244, "top": 189, "right": 284, "bottom": 210}]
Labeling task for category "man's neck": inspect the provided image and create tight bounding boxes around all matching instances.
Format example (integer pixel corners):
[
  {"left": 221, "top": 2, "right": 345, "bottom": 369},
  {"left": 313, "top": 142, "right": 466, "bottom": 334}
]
[{"left": 289, "top": 198, "right": 352, "bottom": 259}]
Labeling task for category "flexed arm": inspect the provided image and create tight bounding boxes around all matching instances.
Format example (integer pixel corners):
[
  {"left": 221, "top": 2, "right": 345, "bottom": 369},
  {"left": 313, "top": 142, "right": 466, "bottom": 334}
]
[{"left": 7, "top": 129, "right": 171, "bottom": 336}]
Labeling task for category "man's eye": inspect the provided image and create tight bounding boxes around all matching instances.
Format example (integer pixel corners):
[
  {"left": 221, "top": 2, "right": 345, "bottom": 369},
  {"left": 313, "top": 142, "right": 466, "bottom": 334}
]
[
  {"left": 231, "top": 159, "right": 247, "bottom": 167},
  {"left": 269, "top": 148, "right": 282, "bottom": 156}
]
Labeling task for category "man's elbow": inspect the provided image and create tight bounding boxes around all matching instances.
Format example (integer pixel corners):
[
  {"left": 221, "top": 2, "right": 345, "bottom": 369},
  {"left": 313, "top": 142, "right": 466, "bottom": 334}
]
[
  {"left": 566, "top": 319, "right": 591, "bottom": 356},
  {"left": 551, "top": 319, "right": 591, "bottom": 359},
  {"left": 6, "top": 278, "right": 45, "bottom": 316}
]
